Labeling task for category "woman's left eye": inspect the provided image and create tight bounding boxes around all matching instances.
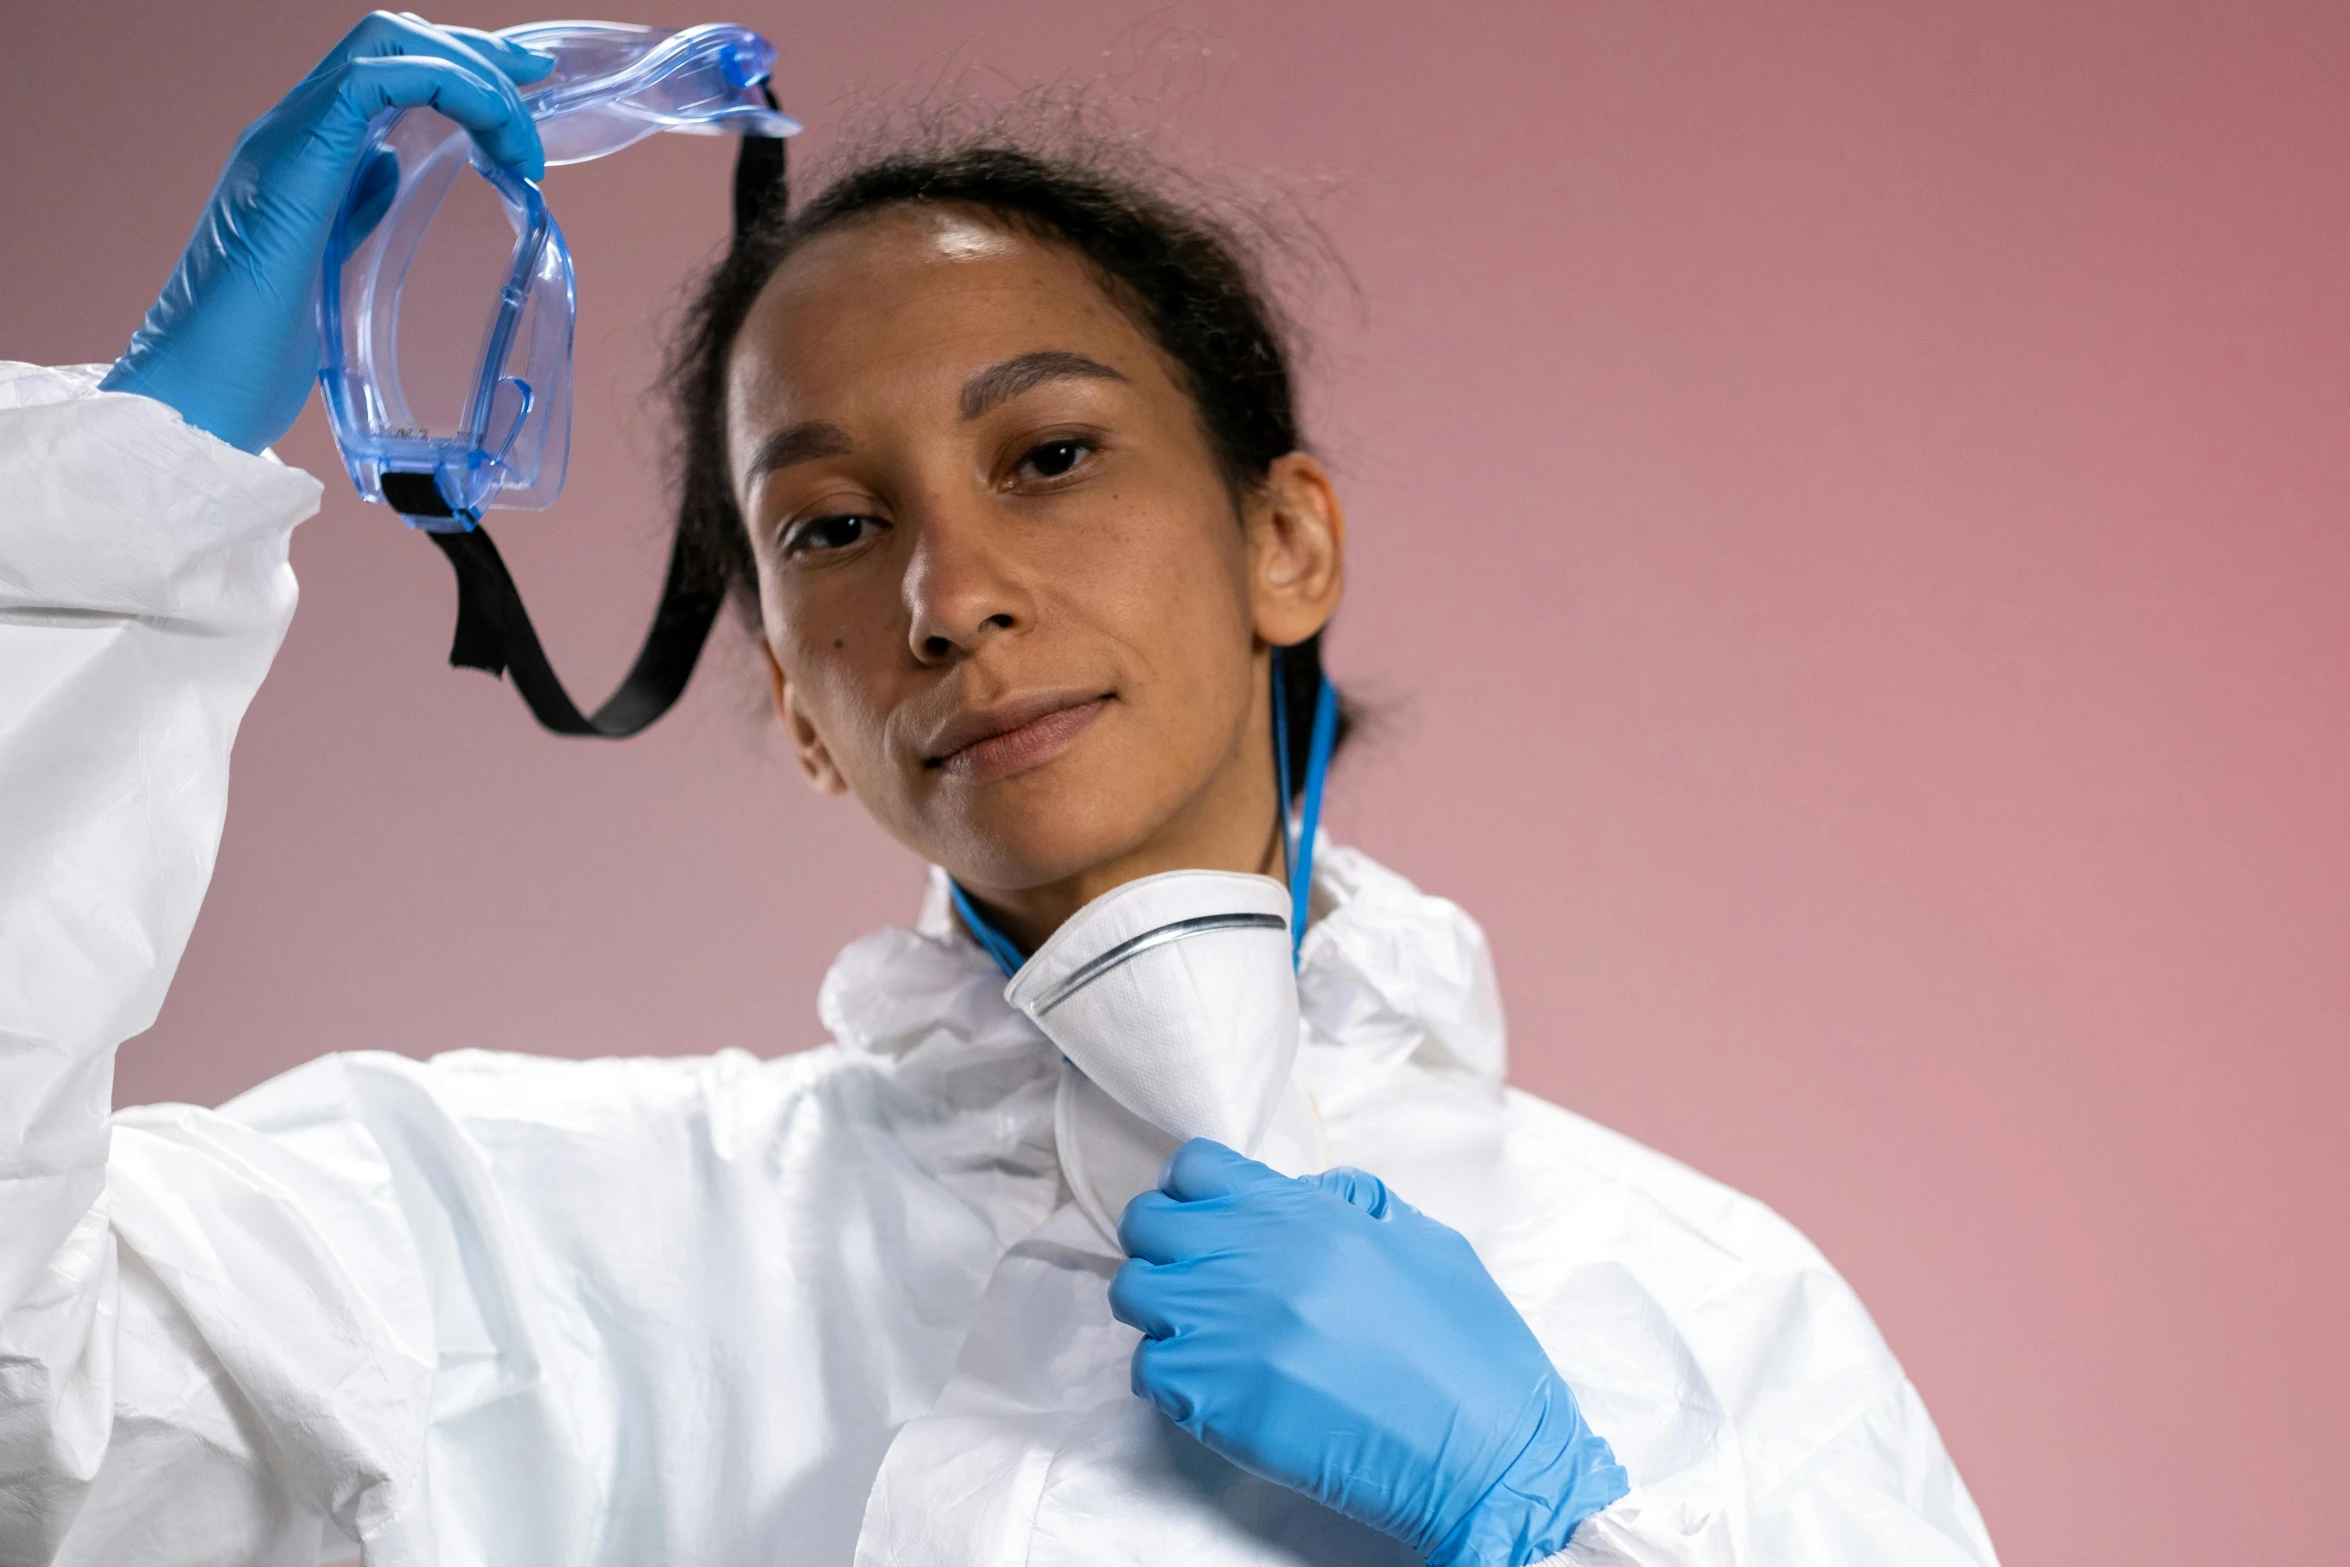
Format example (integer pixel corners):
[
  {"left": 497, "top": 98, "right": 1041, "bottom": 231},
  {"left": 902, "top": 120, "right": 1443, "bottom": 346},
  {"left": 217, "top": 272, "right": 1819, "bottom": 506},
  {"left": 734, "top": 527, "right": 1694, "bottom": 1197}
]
[
  {"left": 1016, "top": 439, "right": 1093, "bottom": 482},
  {"left": 783, "top": 513, "right": 884, "bottom": 555}
]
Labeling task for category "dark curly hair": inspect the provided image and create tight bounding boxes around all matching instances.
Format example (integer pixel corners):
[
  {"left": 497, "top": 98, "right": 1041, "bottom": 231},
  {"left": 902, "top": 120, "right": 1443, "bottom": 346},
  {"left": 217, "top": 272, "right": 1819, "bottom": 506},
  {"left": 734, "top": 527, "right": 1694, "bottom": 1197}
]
[{"left": 664, "top": 139, "right": 1349, "bottom": 798}]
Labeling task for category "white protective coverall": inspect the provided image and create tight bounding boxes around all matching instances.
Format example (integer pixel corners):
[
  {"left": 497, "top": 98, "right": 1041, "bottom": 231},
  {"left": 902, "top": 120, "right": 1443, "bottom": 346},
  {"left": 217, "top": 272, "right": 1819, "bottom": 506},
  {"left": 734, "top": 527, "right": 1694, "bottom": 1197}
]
[{"left": 0, "top": 364, "right": 2000, "bottom": 1567}]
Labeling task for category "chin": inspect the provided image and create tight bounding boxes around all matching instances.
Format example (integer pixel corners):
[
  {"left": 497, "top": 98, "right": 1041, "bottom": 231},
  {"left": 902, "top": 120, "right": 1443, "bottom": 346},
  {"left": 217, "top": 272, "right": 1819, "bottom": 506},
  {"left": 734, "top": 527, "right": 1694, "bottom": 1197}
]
[{"left": 933, "top": 771, "right": 1169, "bottom": 893}]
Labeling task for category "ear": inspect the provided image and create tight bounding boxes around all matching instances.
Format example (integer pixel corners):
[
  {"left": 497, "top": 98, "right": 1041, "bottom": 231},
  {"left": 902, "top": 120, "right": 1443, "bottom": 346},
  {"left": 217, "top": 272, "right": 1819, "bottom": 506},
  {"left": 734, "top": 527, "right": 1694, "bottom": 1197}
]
[
  {"left": 763, "top": 641, "right": 852, "bottom": 796},
  {"left": 1246, "top": 452, "right": 1347, "bottom": 647}
]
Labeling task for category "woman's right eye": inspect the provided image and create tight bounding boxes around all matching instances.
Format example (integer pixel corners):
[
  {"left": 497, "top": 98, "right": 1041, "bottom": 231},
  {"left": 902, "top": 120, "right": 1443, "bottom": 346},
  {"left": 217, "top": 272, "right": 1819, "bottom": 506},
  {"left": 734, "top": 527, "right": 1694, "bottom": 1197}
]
[{"left": 782, "top": 513, "right": 885, "bottom": 556}]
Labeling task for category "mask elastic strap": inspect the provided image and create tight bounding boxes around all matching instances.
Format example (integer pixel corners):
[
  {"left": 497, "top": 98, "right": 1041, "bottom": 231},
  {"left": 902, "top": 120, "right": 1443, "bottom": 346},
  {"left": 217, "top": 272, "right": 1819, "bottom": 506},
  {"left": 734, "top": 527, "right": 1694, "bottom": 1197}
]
[{"left": 409, "top": 88, "right": 791, "bottom": 738}]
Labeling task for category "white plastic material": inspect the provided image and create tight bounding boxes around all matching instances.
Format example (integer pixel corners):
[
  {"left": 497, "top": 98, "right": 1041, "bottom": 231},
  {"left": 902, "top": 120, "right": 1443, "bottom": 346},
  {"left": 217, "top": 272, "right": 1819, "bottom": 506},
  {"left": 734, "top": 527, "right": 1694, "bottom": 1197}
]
[
  {"left": 1009, "top": 869, "right": 1297, "bottom": 1152},
  {"left": 1012, "top": 869, "right": 1327, "bottom": 1245},
  {"left": 0, "top": 366, "right": 1999, "bottom": 1567}
]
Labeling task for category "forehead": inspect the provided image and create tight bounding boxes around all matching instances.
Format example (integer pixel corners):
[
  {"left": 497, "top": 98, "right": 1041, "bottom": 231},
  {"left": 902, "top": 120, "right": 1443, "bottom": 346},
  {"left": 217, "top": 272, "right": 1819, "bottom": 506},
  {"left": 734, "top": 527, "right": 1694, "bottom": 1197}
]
[{"left": 727, "top": 205, "right": 1165, "bottom": 421}]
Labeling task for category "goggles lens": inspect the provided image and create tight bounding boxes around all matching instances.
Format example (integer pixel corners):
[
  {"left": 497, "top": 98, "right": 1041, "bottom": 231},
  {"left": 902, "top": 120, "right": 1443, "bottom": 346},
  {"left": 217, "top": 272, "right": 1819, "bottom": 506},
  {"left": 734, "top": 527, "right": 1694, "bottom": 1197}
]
[
  {"left": 509, "top": 21, "right": 797, "bottom": 164},
  {"left": 319, "top": 20, "right": 795, "bottom": 529}
]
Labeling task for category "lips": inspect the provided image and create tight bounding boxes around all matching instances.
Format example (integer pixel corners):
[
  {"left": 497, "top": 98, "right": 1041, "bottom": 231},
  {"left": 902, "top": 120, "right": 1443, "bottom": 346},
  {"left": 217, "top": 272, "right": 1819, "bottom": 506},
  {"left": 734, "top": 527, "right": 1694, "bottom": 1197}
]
[{"left": 924, "top": 690, "right": 1110, "bottom": 783}]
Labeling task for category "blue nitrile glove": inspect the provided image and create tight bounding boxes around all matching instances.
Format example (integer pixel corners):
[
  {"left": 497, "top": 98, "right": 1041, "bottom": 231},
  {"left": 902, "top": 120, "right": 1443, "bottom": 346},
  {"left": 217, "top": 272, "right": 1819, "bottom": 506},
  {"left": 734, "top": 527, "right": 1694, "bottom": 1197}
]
[
  {"left": 100, "top": 13, "right": 553, "bottom": 453},
  {"left": 1111, "top": 1140, "right": 1629, "bottom": 1567}
]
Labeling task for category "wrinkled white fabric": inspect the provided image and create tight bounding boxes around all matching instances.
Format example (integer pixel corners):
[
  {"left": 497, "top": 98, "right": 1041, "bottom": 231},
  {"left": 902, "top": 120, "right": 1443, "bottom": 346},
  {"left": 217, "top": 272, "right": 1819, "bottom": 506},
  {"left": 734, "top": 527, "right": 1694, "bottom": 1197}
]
[{"left": 0, "top": 367, "right": 2000, "bottom": 1567}]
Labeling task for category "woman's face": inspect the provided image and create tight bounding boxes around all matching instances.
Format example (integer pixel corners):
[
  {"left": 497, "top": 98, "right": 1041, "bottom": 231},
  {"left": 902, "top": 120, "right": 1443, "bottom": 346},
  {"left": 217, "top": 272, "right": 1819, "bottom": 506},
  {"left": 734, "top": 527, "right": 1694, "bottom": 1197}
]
[{"left": 726, "top": 206, "right": 1344, "bottom": 944}]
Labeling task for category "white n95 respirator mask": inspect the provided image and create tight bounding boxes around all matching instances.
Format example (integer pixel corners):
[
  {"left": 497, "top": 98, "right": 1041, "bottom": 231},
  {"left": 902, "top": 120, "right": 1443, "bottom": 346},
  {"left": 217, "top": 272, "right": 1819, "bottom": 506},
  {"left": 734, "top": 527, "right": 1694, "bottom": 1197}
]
[{"left": 1005, "top": 870, "right": 1326, "bottom": 1246}]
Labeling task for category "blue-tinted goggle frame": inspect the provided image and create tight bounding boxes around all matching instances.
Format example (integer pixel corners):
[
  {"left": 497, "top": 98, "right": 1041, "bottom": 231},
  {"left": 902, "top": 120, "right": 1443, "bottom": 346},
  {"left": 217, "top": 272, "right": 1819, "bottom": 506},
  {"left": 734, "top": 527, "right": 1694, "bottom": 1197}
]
[{"left": 318, "top": 20, "right": 798, "bottom": 531}]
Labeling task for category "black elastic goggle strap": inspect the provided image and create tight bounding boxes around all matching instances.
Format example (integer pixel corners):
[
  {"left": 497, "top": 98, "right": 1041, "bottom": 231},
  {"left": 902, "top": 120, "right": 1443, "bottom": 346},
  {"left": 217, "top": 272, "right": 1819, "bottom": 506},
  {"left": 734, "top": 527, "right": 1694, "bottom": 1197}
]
[
  {"left": 428, "top": 523, "right": 723, "bottom": 737},
  {"left": 735, "top": 84, "right": 789, "bottom": 236},
  {"left": 410, "top": 89, "right": 790, "bottom": 738}
]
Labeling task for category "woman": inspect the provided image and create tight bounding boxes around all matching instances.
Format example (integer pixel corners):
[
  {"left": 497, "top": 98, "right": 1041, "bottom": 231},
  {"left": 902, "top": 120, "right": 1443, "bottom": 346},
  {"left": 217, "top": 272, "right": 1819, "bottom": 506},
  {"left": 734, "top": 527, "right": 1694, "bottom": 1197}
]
[{"left": 0, "top": 15, "right": 1998, "bottom": 1567}]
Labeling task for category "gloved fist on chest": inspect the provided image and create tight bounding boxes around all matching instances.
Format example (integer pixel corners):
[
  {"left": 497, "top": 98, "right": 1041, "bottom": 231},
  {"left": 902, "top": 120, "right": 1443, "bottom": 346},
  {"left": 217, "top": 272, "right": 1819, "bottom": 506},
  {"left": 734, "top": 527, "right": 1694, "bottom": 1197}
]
[{"left": 1110, "top": 1140, "right": 1629, "bottom": 1567}]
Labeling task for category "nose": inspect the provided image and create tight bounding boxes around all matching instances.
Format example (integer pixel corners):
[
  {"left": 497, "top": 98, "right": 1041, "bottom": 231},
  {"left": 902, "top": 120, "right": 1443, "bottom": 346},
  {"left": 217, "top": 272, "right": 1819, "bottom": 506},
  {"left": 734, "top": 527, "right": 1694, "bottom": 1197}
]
[{"left": 902, "top": 492, "right": 1035, "bottom": 664}]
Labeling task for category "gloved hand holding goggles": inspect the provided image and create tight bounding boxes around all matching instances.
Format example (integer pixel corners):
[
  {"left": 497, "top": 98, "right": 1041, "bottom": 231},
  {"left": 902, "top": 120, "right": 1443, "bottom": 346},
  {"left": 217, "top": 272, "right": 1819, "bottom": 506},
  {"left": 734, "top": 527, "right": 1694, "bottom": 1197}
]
[
  {"left": 315, "top": 19, "right": 796, "bottom": 736},
  {"left": 319, "top": 20, "right": 796, "bottom": 528}
]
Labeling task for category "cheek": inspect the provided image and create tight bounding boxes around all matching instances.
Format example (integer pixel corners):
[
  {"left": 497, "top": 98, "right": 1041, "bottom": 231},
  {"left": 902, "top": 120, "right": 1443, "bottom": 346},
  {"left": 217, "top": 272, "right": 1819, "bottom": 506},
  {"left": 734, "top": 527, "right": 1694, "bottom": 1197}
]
[
  {"left": 1078, "top": 497, "right": 1257, "bottom": 702},
  {"left": 795, "top": 643, "right": 907, "bottom": 801},
  {"left": 762, "top": 573, "right": 898, "bottom": 775}
]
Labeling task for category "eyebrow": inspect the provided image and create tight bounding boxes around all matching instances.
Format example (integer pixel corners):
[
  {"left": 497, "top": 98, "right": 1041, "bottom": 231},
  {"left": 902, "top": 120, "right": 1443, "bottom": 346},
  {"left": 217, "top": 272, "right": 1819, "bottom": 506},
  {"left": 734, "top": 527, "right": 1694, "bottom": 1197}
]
[
  {"left": 959, "top": 351, "right": 1127, "bottom": 421},
  {"left": 740, "top": 352, "right": 1124, "bottom": 485},
  {"left": 742, "top": 420, "right": 854, "bottom": 487}
]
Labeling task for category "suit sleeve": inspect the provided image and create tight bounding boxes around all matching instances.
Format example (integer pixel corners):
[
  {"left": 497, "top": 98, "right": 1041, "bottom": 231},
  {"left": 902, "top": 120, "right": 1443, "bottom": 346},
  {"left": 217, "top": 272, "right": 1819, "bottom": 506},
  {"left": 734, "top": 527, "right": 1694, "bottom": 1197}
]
[{"left": 0, "top": 363, "right": 342, "bottom": 1564}]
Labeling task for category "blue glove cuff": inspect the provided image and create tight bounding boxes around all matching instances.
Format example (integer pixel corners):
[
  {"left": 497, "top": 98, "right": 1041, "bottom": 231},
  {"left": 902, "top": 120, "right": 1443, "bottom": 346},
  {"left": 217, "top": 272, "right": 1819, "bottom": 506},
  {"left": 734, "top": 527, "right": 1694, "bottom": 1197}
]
[
  {"left": 1425, "top": 1376, "right": 1630, "bottom": 1567},
  {"left": 99, "top": 340, "right": 277, "bottom": 456}
]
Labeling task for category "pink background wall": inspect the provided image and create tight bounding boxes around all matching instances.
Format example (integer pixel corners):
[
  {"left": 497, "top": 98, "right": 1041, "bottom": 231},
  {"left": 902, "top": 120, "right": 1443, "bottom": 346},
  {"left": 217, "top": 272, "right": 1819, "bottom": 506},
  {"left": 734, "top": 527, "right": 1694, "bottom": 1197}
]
[{"left": 6, "top": 1, "right": 2346, "bottom": 1559}]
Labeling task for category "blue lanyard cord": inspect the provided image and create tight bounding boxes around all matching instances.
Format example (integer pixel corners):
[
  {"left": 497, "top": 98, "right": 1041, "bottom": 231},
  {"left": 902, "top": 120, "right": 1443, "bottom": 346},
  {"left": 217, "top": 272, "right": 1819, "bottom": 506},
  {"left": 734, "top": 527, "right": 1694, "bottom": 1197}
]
[
  {"left": 951, "top": 651, "right": 1339, "bottom": 979},
  {"left": 1269, "top": 645, "right": 1340, "bottom": 967},
  {"left": 1288, "top": 672, "right": 1340, "bottom": 963},
  {"left": 1272, "top": 644, "right": 1296, "bottom": 883},
  {"left": 949, "top": 879, "right": 1026, "bottom": 979}
]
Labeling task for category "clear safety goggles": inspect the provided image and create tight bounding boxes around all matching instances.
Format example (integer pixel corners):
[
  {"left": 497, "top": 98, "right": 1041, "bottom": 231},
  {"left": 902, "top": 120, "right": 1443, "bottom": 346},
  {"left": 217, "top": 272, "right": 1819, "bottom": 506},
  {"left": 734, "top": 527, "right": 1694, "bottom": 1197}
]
[{"left": 318, "top": 20, "right": 798, "bottom": 530}]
